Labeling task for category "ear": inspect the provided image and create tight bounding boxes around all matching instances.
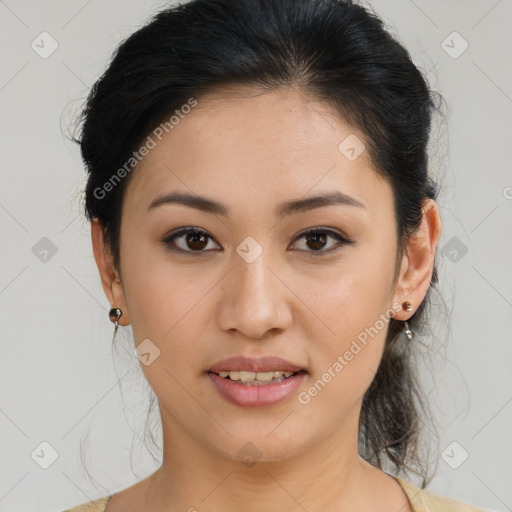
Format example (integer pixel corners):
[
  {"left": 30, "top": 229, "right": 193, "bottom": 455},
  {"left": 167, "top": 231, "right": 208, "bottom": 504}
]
[
  {"left": 91, "top": 218, "right": 130, "bottom": 326},
  {"left": 392, "top": 198, "right": 442, "bottom": 320}
]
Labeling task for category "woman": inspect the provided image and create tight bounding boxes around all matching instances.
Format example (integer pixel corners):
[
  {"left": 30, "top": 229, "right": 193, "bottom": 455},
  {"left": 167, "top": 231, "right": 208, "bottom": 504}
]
[{"left": 64, "top": 0, "right": 489, "bottom": 510}]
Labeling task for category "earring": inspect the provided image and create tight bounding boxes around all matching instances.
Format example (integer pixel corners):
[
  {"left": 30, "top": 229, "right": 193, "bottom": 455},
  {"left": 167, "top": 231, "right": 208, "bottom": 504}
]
[
  {"left": 404, "top": 320, "right": 414, "bottom": 340},
  {"left": 109, "top": 307, "right": 123, "bottom": 340},
  {"left": 402, "top": 301, "right": 412, "bottom": 312},
  {"left": 401, "top": 301, "right": 413, "bottom": 340}
]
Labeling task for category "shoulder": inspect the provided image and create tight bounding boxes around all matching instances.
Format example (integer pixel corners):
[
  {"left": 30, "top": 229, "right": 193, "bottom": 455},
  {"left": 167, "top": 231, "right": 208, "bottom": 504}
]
[
  {"left": 61, "top": 494, "right": 115, "bottom": 512},
  {"left": 395, "top": 476, "right": 493, "bottom": 512}
]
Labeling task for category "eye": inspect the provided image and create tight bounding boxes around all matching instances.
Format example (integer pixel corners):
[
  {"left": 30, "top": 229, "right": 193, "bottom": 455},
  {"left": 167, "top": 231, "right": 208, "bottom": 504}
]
[
  {"left": 162, "top": 228, "right": 220, "bottom": 254},
  {"left": 162, "top": 226, "right": 354, "bottom": 255},
  {"left": 290, "top": 227, "right": 355, "bottom": 255}
]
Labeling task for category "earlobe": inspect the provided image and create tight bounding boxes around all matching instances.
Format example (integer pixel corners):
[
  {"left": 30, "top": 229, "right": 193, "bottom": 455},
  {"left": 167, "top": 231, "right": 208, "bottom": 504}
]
[
  {"left": 91, "top": 218, "right": 130, "bottom": 326},
  {"left": 392, "top": 199, "right": 442, "bottom": 320}
]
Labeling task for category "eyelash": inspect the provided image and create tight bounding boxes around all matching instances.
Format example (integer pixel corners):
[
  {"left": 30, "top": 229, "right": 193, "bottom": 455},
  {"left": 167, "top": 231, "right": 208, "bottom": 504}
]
[{"left": 161, "top": 227, "right": 355, "bottom": 256}]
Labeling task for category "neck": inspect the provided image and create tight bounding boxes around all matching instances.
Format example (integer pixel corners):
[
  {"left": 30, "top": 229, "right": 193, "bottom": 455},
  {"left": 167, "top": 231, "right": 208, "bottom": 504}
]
[{"left": 144, "top": 405, "right": 391, "bottom": 512}]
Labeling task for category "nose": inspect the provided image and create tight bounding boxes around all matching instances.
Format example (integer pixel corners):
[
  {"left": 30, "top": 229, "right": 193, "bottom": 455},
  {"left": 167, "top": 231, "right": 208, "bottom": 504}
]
[{"left": 216, "top": 252, "right": 293, "bottom": 339}]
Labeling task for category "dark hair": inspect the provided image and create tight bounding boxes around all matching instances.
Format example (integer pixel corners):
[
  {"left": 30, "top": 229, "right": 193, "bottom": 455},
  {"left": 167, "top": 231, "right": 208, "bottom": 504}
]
[{"left": 73, "top": 0, "right": 446, "bottom": 488}]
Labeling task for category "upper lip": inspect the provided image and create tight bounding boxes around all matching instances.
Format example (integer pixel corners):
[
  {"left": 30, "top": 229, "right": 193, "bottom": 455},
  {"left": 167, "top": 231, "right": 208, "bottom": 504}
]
[{"left": 209, "top": 355, "right": 305, "bottom": 374}]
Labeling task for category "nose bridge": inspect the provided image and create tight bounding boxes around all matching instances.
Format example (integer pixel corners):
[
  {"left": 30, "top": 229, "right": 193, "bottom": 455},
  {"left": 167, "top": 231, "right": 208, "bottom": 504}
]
[
  {"left": 220, "top": 241, "right": 291, "bottom": 337},
  {"left": 235, "top": 248, "right": 278, "bottom": 312}
]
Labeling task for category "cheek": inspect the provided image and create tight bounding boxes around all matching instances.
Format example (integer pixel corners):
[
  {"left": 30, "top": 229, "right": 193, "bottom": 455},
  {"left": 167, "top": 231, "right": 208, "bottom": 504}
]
[
  {"left": 299, "top": 282, "right": 389, "bottom": 420},
  {"left": 121, "top": 246, "right": 220, "bottom": 397},
  {"left": 302, "top": 248, "right": 396, "bottom": 335},
  {"left": 299, "top": 242, "right": 396, "bottom": 386},
  {"left": 121, "top": 252, "right": 212, "bottom": 402},
  {"left": 121, "top": 235, "right": 206, "bottom": 339}
]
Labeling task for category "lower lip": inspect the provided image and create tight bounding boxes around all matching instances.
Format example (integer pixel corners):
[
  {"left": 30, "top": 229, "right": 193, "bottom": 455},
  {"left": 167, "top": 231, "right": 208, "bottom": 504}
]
[{"left": 208, "top": 371, "right": 308, "bottom": 408}]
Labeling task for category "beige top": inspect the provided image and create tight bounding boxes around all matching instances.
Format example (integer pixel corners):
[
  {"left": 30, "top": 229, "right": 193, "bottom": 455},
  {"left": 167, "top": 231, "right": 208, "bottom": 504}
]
[{"left": 62, "top": 476, "right": 491, "bottom": 511}]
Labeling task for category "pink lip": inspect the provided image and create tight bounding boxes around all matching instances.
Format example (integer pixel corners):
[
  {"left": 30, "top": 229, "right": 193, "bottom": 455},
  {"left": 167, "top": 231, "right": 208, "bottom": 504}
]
[
  {"left": 209, "top": 355, "right": 305, "bottom": 373},
  {"left": 208, "top": 370, "right": 308, "bottom": 408}
]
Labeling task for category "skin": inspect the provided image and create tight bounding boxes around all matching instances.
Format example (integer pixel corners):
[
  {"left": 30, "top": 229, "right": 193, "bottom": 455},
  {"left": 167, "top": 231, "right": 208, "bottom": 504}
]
[{"left": 92, "top": 85, "right": 441, "bottom": 512}]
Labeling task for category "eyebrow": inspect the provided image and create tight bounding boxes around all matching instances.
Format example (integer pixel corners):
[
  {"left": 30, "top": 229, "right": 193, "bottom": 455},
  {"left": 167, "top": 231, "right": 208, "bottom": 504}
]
[{"left": 147, "top": 190, "right": 366, "bottom": 217}]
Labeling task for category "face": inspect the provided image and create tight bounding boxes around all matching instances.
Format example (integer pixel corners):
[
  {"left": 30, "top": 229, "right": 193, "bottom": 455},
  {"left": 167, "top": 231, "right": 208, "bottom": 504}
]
[{"left": 95, "top": 86, "right": 432, "bottom": 465}]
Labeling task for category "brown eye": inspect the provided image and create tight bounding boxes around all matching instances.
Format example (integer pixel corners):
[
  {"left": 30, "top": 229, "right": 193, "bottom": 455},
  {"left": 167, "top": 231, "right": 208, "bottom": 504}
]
[
  {"left": 305, "top": 231, "right": 328, "bottom": 251},
  {"left": 162, "top": 228, "right": 220, "bottom": 253},
  {"left": 162, "top": 226, "right": 354, "bottom": 256},
  {"left": 185, "top": 231, "right": 208, "bottom": 250},
  {"left": 291, "top": 228, "right": 354, "bottom": 255}
]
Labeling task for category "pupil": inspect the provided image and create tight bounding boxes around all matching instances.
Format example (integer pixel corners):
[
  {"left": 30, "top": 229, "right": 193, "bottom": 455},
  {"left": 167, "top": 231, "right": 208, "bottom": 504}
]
[
  {"left": 187, "top": 232, "right": 207, "bottom": 250},
  {"left": 307, "top": 232, "right": 326, "bottom": 250}
]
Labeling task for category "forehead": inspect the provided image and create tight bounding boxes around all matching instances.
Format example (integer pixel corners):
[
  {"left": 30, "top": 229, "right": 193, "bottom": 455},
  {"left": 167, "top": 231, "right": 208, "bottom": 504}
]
[{"left": 123, "top": 85, "right": 392, "bottom": 219}]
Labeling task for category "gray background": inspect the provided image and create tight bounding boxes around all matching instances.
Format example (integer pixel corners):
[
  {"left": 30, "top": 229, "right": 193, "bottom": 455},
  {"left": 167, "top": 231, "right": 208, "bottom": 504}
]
[{"left": 0, "top": 0, "right": 511, "bottom": 511}]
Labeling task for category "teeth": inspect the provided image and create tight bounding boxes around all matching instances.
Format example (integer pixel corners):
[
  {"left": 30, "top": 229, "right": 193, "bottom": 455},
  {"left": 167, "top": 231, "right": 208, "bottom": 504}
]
[{"left": 217, "top": 370, "right": 295, "bottom": 382}]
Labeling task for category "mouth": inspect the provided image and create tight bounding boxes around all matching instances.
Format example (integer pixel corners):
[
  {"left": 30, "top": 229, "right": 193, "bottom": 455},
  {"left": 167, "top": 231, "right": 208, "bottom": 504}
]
[
  {"left": 208, "top": 369, "right": 307, "bottom": 386},
  {"left": 207, "top": 355, "right": 308, "bottom": 404},
  {"left": 208, "top": 368, "right": 308, "bottom": 407}
]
